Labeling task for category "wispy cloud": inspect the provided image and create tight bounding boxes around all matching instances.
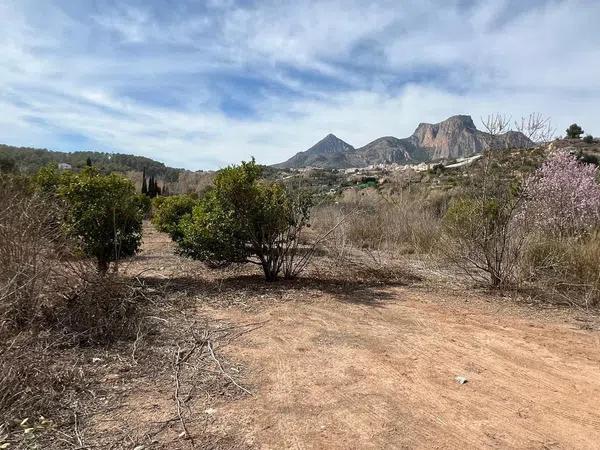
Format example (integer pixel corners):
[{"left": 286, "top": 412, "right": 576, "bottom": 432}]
[{"left": 0, "top": 0, "right": 598, "bottom": 169}]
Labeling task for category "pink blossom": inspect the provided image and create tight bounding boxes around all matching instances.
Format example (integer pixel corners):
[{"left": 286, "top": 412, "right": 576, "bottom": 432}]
[{"left": 521, "top": 151, "right": 600, "bottom": 236}]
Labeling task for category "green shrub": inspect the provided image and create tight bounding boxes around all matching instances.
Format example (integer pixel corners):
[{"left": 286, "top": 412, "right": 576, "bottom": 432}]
[
  {"left": 57, "top": 168, "right": 143, "bottom": 273},
  {"left": 583, "top": 135, "right": 595, "bottom": 144},
  {"left": 177, "top": 159, "right": 313, "bottom": 281},
  {"left": 151, "top": 194, "right": 199, "bottom": 240},
  {"left": 134, "top": 193, "right": 152, "bottom": 218}
]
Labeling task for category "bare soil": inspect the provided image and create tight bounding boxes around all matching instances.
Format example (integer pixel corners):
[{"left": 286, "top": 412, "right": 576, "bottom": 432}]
[{"left": 88, "top": 225, "right": 600, "bottom": 449}]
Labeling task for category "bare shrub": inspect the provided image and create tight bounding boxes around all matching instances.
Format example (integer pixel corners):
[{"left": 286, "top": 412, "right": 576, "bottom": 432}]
[
  {"left": 0, "top": 184, "right": 63, "bottom": 331},
  {"left": 441, "top": 195, "right": 527, "bottom": 287},
  {"left": 440, "top": 150, "right": 529, "bottom": 288},
  {"left": 49, "top": 273, "right": 143, "bottom": 345}
]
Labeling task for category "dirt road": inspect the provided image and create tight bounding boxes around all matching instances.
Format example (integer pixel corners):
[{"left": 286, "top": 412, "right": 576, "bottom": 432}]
[
  {"left": 118, "top": 226, "right": 600, "bottom": 449},
  {"left": 207, "top": 289, "right": 600, "bottom": 449}
]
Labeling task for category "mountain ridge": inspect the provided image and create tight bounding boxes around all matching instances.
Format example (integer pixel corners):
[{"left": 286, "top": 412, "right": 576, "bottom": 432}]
[{"left": 275, "top": 115, "right": 534, "bottom": 169}]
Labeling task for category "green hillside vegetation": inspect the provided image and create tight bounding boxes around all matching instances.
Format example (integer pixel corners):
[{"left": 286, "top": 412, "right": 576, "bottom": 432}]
[{"left": 0, "top": 144, "right": 183, "bottom": 181}]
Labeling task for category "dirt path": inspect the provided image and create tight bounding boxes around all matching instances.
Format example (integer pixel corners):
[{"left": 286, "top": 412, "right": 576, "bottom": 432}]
[
  {"left": 123, "top": 226, "right": 600, "bottom": 449},
  {"left": 206, "top": 290, "right": 600, "bottom": 449}
]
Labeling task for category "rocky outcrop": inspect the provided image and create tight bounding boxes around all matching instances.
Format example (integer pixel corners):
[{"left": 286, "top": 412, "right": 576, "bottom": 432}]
[{"left": 410, "top": 115, "right": 533, "bottom": 160}]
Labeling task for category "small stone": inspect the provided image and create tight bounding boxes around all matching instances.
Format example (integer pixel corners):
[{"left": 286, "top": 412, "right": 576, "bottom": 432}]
[{"left": 455, "top": 376, "right": 468, "bottom": 384}]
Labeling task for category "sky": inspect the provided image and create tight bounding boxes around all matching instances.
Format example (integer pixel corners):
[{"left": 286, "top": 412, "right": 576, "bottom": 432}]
[{"left": 1, "top": 0, "right": 599, "bottom": 170}]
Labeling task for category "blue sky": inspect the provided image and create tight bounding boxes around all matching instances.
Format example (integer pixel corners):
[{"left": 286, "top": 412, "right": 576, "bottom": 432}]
[{"left": 1, "top": 0, "right": 599, "bottom": 169}]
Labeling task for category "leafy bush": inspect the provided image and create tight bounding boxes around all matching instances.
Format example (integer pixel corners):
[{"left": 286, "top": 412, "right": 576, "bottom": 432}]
[
  {"left": 56, "top": 168, "right": 143, "bottom": 273},
  {"left": 521, "top": 151, "right": 600, "bottom": 237},
  {"left": 134, "top": 193, "right": 152, "bottom": 218},
  {"left": 177, "top": 159, "right": 313, "bottom": 281},
  {"left": 151, "top": 194, "right": 199, "bottom": 240},
  {"left": 583, "top": 134, "right": 595, "bottom": 144}
]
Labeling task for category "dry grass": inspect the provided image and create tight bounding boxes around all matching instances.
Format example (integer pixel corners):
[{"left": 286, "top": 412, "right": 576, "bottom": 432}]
[
  {"left": 522, "top": 232, "right": 600, "bottom": 307},
  {"left": 311, "top": 194, "right": 442, "bottom": 261}
]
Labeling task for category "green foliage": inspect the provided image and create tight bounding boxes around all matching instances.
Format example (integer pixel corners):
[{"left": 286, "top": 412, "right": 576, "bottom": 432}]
[
  {"left": 566, "top": 123, "right": 584, "bottom": 139},
  {"left": 134, "top": 194, "right": 152, "bottom": 218},
  {"left": 0, "top": 156, "right": 16, "bottom": 173},
  {"left": 32, "top": 164, "right": 63, "bottom": 193},
  {"left": 151, "top": 194, "right": 199, "bottom": 240},
  {"left": 56, "top": 168, "right": 143, "bottom": 273},
  {"left": 177, "top": 159, "right": 313, "bottom": 281},
  {"left": 583, "top": 134, "right": 595, "bottom": 144}
]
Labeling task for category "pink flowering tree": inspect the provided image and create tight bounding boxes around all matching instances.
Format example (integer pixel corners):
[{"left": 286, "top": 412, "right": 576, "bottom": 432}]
[{"left": 521, "top": 151, "right": 600, "bottom": 236}]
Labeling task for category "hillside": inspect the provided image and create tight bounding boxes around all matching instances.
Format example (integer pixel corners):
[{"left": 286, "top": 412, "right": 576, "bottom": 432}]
[
  {"left": 275, "top": 115, "right": 533, "bottom": 169},
  {"left": 0, "top": 144, "right": 183, "bottom": 181}
]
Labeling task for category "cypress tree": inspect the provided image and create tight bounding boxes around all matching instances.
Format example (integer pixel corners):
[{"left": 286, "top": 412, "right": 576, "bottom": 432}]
[
  {"left": 148, "top": 176, "right": 156, "bottom": 198},
  {"left": 141, "top": 168, "right": 148, "bottom": 195}
]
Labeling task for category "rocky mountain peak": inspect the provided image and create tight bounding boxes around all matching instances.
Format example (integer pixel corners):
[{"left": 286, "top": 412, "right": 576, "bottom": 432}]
[
  {"left": 440, "top": 114, "right": 477, "bottom": 129},
  {"left": 308, "top": 134, "right": 353, "bottom": 155}
]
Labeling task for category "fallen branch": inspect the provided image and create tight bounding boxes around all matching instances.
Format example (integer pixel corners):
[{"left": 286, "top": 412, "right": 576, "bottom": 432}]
[
  {"left": 173, "top": 345, "right": 195, "bottom": 448},
  {"left": 207, "top": 340, "right": 252, "bottom": 395}
]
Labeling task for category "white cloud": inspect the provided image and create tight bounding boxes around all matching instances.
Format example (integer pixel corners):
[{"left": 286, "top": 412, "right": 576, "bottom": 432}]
[{"left": 0, "top": 0, "right": 599, "bottom": 169}]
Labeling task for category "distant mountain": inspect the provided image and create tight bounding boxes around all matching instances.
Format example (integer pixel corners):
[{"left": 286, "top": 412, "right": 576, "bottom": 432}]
[
  {"left": 273, "top": 134, "right": 355, "bottom": 169},
  {"left": 275, "top": 115, "right": 534, "bottom": 169},
  {"left": 0, "top": 144, "right": 183, "bottom": 181}
]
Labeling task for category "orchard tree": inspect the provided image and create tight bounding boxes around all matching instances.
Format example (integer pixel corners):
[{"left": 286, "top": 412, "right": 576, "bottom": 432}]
[
  {"left": 151, "top": 194, "right": 198, "bottom": 241},
  {"left": 58, "top": 168, "right": 143, "bottom": 273},
  {"left": 521, "top": 150, "right": 600, "bottom": 237},
  {"left": 176, "top": 159, "right": 313, "bottom": 281},
  {"left": 566, "top": 123, "right": 584, "bottom": 139}
]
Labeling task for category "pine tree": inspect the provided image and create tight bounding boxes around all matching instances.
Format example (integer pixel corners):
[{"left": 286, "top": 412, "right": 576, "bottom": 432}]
[
  {"left": 566, "top": 123, "right": 584, "bottom": 139},
  {"left": 86, "top": 157, "right": 92, "bottom": 167},
  {"left": 141, "top": 168, "right": 148, "bottom": 195}
]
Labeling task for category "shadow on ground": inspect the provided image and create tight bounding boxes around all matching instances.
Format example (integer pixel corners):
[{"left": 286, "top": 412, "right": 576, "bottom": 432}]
[{"left": 137, "top": 267, "right": 417, "bottom": 308}]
